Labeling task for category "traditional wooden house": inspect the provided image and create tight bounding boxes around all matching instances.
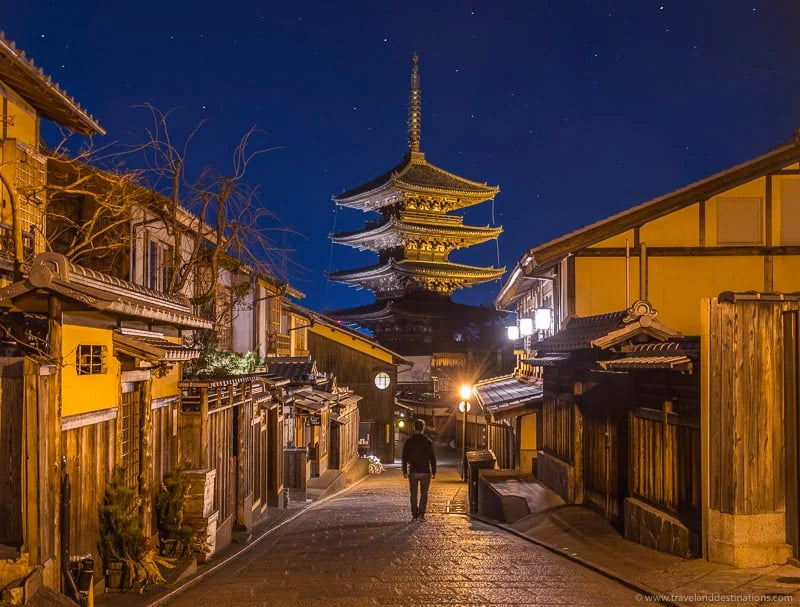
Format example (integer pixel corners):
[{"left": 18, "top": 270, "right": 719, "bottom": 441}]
[
  {"left": 282, "top": 303, "right": 409, "bottom": 464},
  {"left": 0, "top": 252, "right": 211, "bottom": 598},
  {"left": 0, "top": 32, "right": 104, "bottom": 286},
  {"left": 473, "top": 374, "right": 542, "bottom": 472},
  {"left": 494, "top": 132, "right": 800, "bottom": 564}
]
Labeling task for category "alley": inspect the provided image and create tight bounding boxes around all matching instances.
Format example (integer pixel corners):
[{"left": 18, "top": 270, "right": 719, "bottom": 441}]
[{"left": 155, "top": 456, "right": 643, "bottom": 607}]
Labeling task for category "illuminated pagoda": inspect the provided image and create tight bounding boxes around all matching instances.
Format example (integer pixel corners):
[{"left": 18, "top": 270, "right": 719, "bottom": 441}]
[{"left": 328, "top": 55, "right": 505, "bottom": 355}]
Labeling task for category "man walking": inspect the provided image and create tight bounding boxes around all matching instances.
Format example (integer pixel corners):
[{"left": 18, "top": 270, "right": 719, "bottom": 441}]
[{"left": 402, "top": 419, "right": 436, "bottom": 521}]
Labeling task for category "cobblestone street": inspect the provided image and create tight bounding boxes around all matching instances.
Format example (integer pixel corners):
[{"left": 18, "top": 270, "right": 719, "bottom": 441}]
[{"left": 157, "top": 457, "right": 644, "bottom": 607}]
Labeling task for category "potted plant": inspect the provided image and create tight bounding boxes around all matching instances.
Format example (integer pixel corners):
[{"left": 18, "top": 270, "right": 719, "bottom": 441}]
[
  {"left": 155, "top": 469, "right": 209, "bottom": 559},
  {"left": 98, "top": 468, "right": 174, "bottom": 591}
]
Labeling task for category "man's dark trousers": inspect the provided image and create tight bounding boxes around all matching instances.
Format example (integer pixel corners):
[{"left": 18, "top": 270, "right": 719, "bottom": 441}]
[{"left": 408, "top": 472, "right": 431, "bottom": 518}]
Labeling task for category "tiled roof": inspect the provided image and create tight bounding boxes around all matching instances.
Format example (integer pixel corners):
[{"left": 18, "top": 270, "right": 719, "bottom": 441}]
[
  {"left": 474, "top": 375, "right": 543, "bottom": 417},
  {"left": 0, "top": 32, "right": 104, "bottom": 135},
  {"left": 113, "top": 330, "right": 200, "bottom": 362},
  {"left": 0, "top": 253, "right": 211, "bottom": 329},
  {"left": 334, "top": 152, "right": 498, "bottom": 202},
  {"left": 597, "top": 338, "right": 699, "bottom": 372},
  {"left": 534, "top": 311, "right": 628, "bottom": 353},
  {"left": 533, "top": 301, "right": 682, "bottom": 354},
  {"left": 267, "top": 357, "right": 326, "bottom": 384}
]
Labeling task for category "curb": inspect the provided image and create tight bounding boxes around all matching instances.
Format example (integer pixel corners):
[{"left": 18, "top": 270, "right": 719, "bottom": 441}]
[{"left": 469, "top": 513, "right": 685, "bottom": 607}]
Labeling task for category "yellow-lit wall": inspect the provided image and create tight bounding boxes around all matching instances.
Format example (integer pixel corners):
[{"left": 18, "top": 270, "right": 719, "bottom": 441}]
[
  {"left": 61, "top": 325, "right": 119, "bottom": 416},
  {"left": 574, "top": 257, "right": 638, "bottom": 318},
  {"left": 152, "top": 359, "right": 182, "bottom": 399},
  {"left": 639, "top": 206, "right": 700, "bottom": 246},
  {"left": 568, "top": 166, "right": 800, "bottom": 335},
  {"left": 519, "top": 412, "right": 537, "bottom": 475}
]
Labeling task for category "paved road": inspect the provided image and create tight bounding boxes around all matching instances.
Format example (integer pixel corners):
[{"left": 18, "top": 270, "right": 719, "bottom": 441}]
[{"left": 161, "top": 457, "right": 644, "bottom": 607}]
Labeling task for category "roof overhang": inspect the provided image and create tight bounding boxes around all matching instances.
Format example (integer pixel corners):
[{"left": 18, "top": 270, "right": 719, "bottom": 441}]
[
  {"left": 113, "top": 329, "right": 200, "bottom": 363},
  {"left": 0, "top": 253, "right": 211, "bottom": 329},
  {"left": 0, "top": 33, "right": 104, "bottom": 135}
]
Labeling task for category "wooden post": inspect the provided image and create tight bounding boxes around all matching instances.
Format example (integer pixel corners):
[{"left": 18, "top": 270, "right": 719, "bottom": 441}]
[
  {"left": 573, "top": 402, "right": 584, "bottom": 504},
  {"left": 48, "top": 295, "right": 62, "bottom": 588},
  {"left": 662, "top": 400, "right": 673, "bottom": 511},
  {"left": 141, "top": 379, "right": 153, "bottom": 537}
]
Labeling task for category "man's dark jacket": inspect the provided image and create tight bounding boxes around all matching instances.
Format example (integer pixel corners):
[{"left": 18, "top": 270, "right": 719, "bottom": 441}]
[{"left": 402, "top": 433, "right": 436, "bottom": 475}]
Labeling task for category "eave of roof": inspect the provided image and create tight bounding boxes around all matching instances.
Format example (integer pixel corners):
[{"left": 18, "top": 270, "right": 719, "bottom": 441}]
[
  {"left": 331, "top": 216, "right": 502, "bottom": 246},
  {"left": 113, "top": 330, "right": 200, "bottom": 363},
  {"left": 473, "top": 374, "right": 543, "bottom": 417},
  {"left": 0, "top": 32, "right": 104, "bottom": 135},
  {"left": 534, "top": 301, "right": 682, "bottom": 354},
  {"left": 327, "top": 259, "right": 505, "bottom": 282},
  {"left": 283, "top": 299, "right": 411, "bottom": 366},
  {"left": 333, "top": 152, "right": 499, "bottom": 205},
  {"left": 497, "top": 136, "right": 800, "bottom": 308},
  {"left": 0, "top": 252, "right": 211, "bottom": 329}
]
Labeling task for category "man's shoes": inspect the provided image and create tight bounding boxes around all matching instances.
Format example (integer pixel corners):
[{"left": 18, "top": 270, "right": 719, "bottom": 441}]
[
  {"left": 411, "top": 515, "right": 418, "bottom": 521},
  {"left": 418, "top": 515, "right": 426, "bottom": 521}
]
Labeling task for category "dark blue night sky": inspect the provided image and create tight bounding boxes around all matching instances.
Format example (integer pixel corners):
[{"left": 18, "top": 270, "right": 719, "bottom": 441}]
[{"left": 5, "top": 2, "right": 800, "bottom": 312}]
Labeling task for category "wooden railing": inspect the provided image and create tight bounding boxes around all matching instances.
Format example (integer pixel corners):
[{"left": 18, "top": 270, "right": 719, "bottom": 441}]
[
  {"left": 630, "top": 402, "right": 700, "bottom": 524},
  {"left": 267, "top": 333, "right": 291, "bottom": 356}
]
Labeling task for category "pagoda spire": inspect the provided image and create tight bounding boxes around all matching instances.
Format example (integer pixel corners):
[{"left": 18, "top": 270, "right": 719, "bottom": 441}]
[{"left": 408, "top": 53, "right": 422, "bottom": 153}]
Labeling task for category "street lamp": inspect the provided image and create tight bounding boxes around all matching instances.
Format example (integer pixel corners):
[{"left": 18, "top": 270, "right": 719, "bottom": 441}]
[{"left": 458, "top": 384, "right": 472, "bottom": 481}]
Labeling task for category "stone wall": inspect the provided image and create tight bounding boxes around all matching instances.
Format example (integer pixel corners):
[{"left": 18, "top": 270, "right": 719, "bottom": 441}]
[
  {"left": 624, "top": 497, "right": 698, "bottom": 558},
  {"left": 535, "top": 451, "right": 575, "bottom": 503}
]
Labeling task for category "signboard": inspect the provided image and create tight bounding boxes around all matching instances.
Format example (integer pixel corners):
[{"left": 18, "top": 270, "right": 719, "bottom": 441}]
[{"left": 309, "top": 414, "right": 322, "bottom": 426}]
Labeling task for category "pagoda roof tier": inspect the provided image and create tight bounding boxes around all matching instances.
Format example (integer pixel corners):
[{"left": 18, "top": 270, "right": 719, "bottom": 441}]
[
  {"left": 327, "top": 259, "right": 504, "bottom": 297},
  {"left": 331, "top": 211, "right": 502, "bottom": 252},
  {"left": 333, "top": 151, "right": 499, "bottom": 212},
  {"left": 327, "top": 295, "right": 501, "bottom": 324}
]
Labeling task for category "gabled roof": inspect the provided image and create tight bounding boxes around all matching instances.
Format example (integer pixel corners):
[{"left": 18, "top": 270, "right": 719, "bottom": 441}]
[
  {"left": 333, "top": 151, "right": 499, "bottom": 210},
  {"left": 0, "top": 252, "right": 211, "bottom": 329},
  {"left": 496, "top": 134, "right": 800, "bottom": 309},
  {"left": 0, "top": 32, "right": 104, "bottom": 135},
  {"left": 283, "top": 300, "right": 411, "bottom": 366},
  {"left": 534, "top": 300, "right": 682, "bottom": 354}
]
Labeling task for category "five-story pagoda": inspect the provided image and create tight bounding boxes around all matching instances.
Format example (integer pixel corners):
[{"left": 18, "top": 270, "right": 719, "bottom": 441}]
[{"left": 327, "top": 55, "right": 504, "bottom": 355}]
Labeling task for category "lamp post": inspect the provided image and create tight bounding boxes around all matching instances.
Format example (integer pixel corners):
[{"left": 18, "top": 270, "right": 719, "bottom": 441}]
[{"left": 458, "top": 384, "right": 473, "bottom": 481}]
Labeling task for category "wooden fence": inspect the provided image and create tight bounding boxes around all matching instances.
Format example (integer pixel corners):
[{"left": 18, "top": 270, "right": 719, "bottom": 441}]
[
  {"left": 630, "top": 402, "right": 700, "bottom": 525},
  {"left": 542, "top": 397, "right": 574, "bottom": 463}
]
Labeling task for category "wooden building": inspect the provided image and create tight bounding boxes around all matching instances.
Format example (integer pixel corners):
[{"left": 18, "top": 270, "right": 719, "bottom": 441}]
[
  {"left": 704, "top": 292, "right": 800, "bottom": 566},
  {"left": 327, "top": 55, "right": 505, "bottom": 357},
  {"left": 494, "top": 132, "right": 800, "bottom": 565},
  {"left": 0, "top": 253, "right": 210, "bottom": 596},
  {"left": 0, "top": 32, "right": 104, "bottom": 287},
  {"left": 284, "top": 303, "right": 409, "bottom": 464}
]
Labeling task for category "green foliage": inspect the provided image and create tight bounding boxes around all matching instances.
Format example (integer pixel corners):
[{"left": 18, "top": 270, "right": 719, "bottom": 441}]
[
  {"left": 98, "top": 467, "right": 174, "bottom": 588},
  {"left": 186, "top": 344, "right": 265, "bottom": 378},
  {"left": 155, "top": 469, "right": 209, "bottom": 558}
]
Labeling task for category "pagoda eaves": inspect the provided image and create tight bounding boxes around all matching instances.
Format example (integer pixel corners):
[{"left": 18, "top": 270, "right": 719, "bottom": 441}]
[
  {"left": 328, "top": 258, "right": 504, "bottom": 298},
  {"left": 333, "top": 151, "right": 499, "bottom": 213},
  {"left": 331, "top": 212, "right": 502, "bottom": 253}
]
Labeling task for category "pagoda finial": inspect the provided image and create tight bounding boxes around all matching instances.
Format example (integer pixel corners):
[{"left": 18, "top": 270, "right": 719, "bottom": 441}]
[{"left": 408, "top": 53, "right": 422, "bottom": 153}]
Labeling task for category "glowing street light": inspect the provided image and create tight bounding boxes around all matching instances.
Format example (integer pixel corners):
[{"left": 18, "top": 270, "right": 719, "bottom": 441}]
[{"left": 458, "top": 384, "right": 472, "bottom": 481}]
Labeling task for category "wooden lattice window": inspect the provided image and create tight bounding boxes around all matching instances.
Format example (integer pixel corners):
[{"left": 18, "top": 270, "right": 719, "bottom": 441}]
[
  {"left": 75, "top": 345, "right": 107, "bottom": 375},
  {"left": 121, "top": 384, "right": 142, "bottom": 491}
]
